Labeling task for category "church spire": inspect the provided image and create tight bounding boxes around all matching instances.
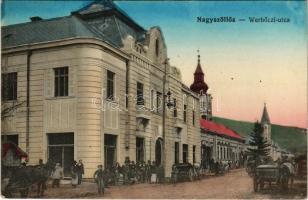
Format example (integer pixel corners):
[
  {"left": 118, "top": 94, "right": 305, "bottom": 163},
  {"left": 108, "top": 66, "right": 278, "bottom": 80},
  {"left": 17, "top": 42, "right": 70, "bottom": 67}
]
[
  {"left": 261, "top": 103, "right": 270, "bottom": 124},
  {"left": 190, "top": 50, "right": 208, "bottom": 94}
]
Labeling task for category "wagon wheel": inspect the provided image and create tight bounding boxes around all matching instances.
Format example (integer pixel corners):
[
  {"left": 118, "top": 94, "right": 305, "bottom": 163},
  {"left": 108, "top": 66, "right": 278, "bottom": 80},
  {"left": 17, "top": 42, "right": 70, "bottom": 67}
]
[
  {"left": 20, "top": 187, "right": 29, "bottom": 198},
  {"left": 280, "top": 167, "right": 290, "bottom": 191},
  {"left": 188, "top": 169, "right": 194, "bottom": 182},
  {"left": 253, "top": 178, "right": 259, "bottom": 192}
]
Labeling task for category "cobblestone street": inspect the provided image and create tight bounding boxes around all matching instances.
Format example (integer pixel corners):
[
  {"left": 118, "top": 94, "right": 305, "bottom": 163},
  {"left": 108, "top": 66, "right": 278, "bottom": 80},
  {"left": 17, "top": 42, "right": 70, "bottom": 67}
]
[{"left": 22, "top": 169, "right": 306, "bottom": 199}]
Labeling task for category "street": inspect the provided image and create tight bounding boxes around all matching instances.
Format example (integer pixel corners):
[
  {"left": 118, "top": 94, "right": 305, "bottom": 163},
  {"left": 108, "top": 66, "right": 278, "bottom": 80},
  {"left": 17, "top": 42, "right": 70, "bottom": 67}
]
[{"left": 30, "top": 169, "right": 307, "bottom": 199}]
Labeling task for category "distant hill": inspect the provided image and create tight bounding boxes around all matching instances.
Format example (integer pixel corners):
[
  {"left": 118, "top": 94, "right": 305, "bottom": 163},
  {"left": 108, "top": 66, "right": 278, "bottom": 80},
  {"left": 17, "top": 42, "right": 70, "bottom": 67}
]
[{"left": 212, "top": 117, "right": 307, "bottom": 154}]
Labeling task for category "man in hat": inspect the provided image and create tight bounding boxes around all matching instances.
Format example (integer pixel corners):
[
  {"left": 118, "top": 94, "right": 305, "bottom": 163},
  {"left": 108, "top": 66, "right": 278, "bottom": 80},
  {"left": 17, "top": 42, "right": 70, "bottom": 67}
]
[
  {"left": 93, "top": 165, "right": 105, "bottom": 195},
  {"left": 77, "top": 160, "right": 84, "bottom": 185}
]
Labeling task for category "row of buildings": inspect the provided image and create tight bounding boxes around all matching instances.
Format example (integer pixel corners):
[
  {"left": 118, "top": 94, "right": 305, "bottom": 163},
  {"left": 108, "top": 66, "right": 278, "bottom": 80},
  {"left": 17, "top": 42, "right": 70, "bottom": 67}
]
[{"left": 2, "top": 0, "right": 271, "bottom": 178}]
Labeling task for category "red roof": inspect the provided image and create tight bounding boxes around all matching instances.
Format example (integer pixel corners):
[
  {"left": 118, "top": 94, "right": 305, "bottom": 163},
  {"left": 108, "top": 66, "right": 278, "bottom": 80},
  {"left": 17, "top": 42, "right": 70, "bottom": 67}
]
[{"left": 200, "top": 119, "right": 243, "bottom": 140}]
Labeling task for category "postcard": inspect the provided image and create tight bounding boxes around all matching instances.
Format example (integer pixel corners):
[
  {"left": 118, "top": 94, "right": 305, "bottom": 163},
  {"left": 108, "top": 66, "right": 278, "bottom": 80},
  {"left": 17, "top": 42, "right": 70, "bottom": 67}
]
[{"left": 1, "top": 0, "right": 307, "bottom": 199}]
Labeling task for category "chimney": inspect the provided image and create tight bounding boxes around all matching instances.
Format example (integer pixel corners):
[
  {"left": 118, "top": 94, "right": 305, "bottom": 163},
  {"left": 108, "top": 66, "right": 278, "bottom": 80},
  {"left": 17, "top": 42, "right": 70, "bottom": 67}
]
[{"left": 30, "top": 16, "right": 43, "bottom": 22}]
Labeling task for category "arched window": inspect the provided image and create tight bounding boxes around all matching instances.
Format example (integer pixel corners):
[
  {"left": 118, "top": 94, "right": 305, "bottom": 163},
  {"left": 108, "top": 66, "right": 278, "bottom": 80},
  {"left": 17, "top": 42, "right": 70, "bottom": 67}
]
[{"left": 155, "top": 38, "right": 159, "bottom": 57}]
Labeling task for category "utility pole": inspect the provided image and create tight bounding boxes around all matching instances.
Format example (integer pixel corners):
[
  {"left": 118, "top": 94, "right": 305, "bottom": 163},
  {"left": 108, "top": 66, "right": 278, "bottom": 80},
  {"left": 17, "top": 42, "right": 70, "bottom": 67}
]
[{"left": 162, "top": 58, "right": 169, "bottom": 180}]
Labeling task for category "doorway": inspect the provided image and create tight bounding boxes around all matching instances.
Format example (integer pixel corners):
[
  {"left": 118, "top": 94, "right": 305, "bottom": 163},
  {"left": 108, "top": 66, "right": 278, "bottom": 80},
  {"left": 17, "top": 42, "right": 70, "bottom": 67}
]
[
  {"left": 182, "top": 144, "right": 188, "bottom": 163},
  {"left": 104, "top": 134, "right": 117, "bottom": 169},
  {"left": 136, "top": 137, "right": 144, "bottom": 163},
  {"left": 155, "top": 138, "right": 162, "bottom": 166},
  {"left": 48, "top": 133, "right": 74, "bottom": 177}
]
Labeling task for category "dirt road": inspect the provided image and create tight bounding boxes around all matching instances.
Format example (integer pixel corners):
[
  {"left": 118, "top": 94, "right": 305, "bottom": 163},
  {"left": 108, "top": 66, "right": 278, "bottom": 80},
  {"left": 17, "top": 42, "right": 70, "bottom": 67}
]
[{"left": 28, "top": 169, "right": 306, "bottom": 199}]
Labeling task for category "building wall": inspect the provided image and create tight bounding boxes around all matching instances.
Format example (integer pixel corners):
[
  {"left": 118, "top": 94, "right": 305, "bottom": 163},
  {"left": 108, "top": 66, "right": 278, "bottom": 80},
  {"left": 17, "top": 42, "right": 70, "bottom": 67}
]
[
  {"left": 2, "top": 29, "right": 201, "bottom": 179},
  {"left": 2, "top": 41, "right": 127, "bottom": 178}
]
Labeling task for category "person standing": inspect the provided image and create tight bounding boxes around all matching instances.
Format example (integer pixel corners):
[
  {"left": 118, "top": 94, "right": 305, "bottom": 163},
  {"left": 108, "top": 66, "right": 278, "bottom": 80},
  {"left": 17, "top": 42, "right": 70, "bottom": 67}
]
[
  {"left": 71, "top": 161, "right": 79, "bottom": 187},
  {"left": 93, "top": 165, "right": 105, "bottom": 195},
  {"left": 77, "top": 160, "right": 84, "bottom": 185},
  {"left": 37, "top": 159, "right": 47, "bottom": 197},
  {"left": 51, "top": 163, "right": 63, "bottom": 188}
]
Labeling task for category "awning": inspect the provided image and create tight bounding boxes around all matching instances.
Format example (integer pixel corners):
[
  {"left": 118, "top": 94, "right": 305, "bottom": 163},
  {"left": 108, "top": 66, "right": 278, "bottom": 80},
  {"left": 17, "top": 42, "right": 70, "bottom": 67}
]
[{"left": 2, "top": 142, "right": 28, "bottom": 159}]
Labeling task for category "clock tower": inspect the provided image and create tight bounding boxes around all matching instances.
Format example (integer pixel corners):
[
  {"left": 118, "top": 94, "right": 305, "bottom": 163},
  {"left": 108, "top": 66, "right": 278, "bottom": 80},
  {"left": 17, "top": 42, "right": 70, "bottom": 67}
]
[{"left": 190, "top": 51, "right": 212, "bottom": 120}]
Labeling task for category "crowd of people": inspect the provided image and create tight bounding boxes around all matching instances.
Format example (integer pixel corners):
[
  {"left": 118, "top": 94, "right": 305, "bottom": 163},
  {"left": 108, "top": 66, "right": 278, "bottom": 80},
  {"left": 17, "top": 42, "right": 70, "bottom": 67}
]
[
  {"left": 99, "top": 158, "right": 165, "bottom": 186},
  {"left": 49, "top": 158, "right": 164, "bottom": 195},
  {"left": 48, "top": 157, "right": 244, "bottom": 195}
]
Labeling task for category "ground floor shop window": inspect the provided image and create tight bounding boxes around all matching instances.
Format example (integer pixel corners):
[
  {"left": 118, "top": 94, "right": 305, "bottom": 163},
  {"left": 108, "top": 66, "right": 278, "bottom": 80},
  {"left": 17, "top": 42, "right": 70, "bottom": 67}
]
[
  {"left": 174, "top": 142, "right": 179, "bottom": 164},
  {"left": 104, "top": 134, "right": 117, "bottom": 169},
  {"left": 2, "top": 134, "right": 18, "bottom": 145},
  {"left": 136, "top": 137, "right": 144, "bottom": 163},
  {"left": 48, "top": 133, "right": 74, "bottom": 177},
  {"left": 182, "top": 144, "right": 188, "bottom": 163}
]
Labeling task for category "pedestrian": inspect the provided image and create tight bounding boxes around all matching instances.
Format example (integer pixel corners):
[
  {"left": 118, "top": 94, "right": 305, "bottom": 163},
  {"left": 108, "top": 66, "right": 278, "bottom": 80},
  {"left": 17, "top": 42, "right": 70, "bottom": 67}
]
[
  {"left": 150, "top": 161, "right": 157, "bottom": 184},
  {"left": 145, "top": 160, "right": 151, "bottom": 183},
  {"left": 123, "top": 161, "right": 130, "bottom": 185},
  {"left": 77, "top": 160, "right": 84, "bottom": 185},
  {"left": 37, "top": 159, "right": 47, "bottom": 197},
  {"left": 93, "top": 165, "right": 105, "bottom": 195},
  {"left": 51, "top": 163, "right": 63, "bottom": 188},
  {"left": 71, "top": 160, "right": 79, "bottom": 187}
]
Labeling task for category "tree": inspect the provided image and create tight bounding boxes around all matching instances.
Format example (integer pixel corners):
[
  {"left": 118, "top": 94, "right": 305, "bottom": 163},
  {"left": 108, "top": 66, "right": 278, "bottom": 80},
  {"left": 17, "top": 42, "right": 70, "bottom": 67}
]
[{"left": 246, "top": 121, "right": 271, "bottom": 169}]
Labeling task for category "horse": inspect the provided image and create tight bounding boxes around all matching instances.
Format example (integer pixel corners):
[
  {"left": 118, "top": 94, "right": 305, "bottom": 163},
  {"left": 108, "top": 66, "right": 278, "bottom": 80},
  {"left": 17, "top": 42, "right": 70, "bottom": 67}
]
[{"left": 4, "top": 161, "right": 55, "bottom": 198}]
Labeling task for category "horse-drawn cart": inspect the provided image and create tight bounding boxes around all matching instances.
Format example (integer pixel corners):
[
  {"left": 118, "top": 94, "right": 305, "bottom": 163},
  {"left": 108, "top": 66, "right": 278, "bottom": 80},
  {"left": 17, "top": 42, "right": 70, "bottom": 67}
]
[
  {"left": 171, "top": 163, "right": 201, "bottom": 183},
  {"left": 253, "top": 163, "right": 293, "bottom": 192}
]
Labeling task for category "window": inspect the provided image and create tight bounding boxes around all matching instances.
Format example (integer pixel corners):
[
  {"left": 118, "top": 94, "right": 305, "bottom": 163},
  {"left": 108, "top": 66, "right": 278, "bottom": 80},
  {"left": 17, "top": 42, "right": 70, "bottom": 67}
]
[
  {"left": 1, "top": 134, "right": 18, "bottom": 145},
  {"left": 155, "top": 38, "right": 159, "bottom": 57},
  {"left": 156, "top": 92, "right": 162, "bottom": 113},
  {"left": 136, "top": 137, "right": 144, "bottom": 163},
  {"left": 192, "top": 110, "right": 195, "bottom": 126},
  {"left": 136, "top": 82, "right": 144, "bottom": 105},
  {"left": 183, "top": 105, "right": 187, "bottom": 123},
  {"left": 193, "top": 145, "right": 196, "bottom": 163},
  {"left": 182, "top": 144, "right": 188, "bottom": 163},
  {"left": 54, "top": 67, "right": 68, "bottom": 97},
  {"left": 150, "top": 90, "right": 155, "bottom": 110},
  {"left": 173, "top": 98, "right": 177, "bottom": 117},
  {"left": 174, "top": 142, "right": 179, "bottom": 164},
  {"left": 2, "top": 72, "right": 17, "bottom": 101},
  {"left": 107, "top": 70, "right": 115, "bottom": 100}
]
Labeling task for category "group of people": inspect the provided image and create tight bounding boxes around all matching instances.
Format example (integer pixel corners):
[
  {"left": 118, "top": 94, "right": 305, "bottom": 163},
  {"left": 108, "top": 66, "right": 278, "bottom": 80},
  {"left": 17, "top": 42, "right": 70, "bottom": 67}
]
[
  {"left": 50, "top": 160, "right": 84, "bottom": 188},
  {"left": 92, "top": 158, "right": 164, "bottom": 195},
  {"left": 208, "top": 159, "right": 240, "bottom": 175}
]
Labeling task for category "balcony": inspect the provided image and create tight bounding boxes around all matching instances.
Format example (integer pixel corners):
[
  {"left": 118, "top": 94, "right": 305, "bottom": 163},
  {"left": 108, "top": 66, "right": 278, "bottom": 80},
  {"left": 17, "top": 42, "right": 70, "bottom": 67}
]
[{"left": 174, "top": 117, "right": 185, "bottom": 131}]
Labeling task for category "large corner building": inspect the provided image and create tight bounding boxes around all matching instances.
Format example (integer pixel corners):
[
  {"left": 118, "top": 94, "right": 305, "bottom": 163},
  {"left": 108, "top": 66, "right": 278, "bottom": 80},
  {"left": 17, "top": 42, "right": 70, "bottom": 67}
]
[{"left": 1, "top": 1, "right": 202, "bottom": 178}]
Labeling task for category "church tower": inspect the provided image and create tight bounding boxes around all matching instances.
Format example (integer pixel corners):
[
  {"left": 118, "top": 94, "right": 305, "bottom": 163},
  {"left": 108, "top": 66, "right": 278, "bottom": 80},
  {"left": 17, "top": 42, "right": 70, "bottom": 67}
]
[
  {"left": 261, "top": 103, "right": 271, "bottom": 143},
  {"left": 190, "top": 51, "right": 212, "bottom": 120}
]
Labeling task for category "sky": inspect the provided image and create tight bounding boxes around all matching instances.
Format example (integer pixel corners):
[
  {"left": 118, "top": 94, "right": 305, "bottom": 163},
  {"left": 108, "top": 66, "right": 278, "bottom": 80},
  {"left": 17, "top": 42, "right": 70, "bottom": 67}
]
[{"left": 2, "top": 0, "right": 307, "bottom": 128}]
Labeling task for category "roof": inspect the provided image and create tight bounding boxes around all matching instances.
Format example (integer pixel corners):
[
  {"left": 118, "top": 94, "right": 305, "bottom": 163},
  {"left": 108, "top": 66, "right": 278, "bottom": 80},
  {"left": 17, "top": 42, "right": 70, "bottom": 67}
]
[
  {"left": 2, "top": 0, "right": 145, "bottom": 49},
  {"left": 2, "top": 15, "right": 119, "bottom": 49},
  {"left": 261, "top": 103, "right": 270, "bottom": 124},
  {"left": 190, "top": 55, "right": 208, "bottom": 94},
  {"left": 200, "top": 119, "right": 243, "bottom": 141},
  {"left": 74, "top": 0, "right": 145, "bottom": 32}
]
